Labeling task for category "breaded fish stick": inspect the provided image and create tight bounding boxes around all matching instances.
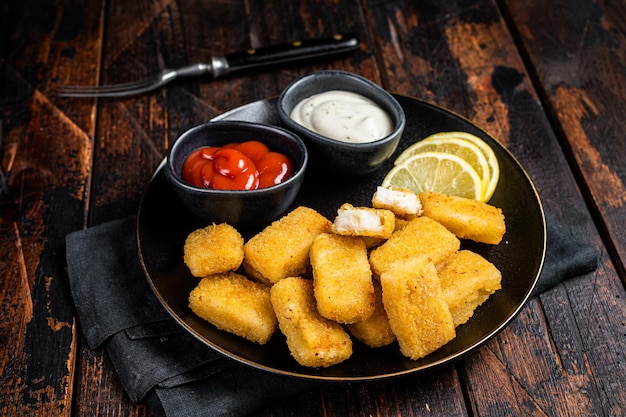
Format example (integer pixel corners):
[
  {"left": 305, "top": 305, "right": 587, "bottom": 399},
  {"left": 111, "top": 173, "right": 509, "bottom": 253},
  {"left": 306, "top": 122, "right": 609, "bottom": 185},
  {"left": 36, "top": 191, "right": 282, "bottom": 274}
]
[
  {"left": 270, "top": 277, "right": 353, "bottom": 368},
  {"left": 369, "top": 216, "right": 460, "bottom": 277},
  {"left": 419, "top": 191, "right": 505, "bottom": 244},
  {"left": 346, "top": 280, "right": 396, "bottom": 348},
  {"left": 380, "top": 255, "right": 455, "bottom": 360},
  {"left": 243, "top": 206, "right": 331, "bottom": 286},
  {"left": 438, "top": 250, "right": 502, "bottom": 326},
  {"left": 310, "top": 233, "right": 375, "bottom": 324},
  {"left": 331, "top": 203, "right": 396, "bottom": 240},
  {"left": 189, "top": 272, "right": 277, "bottom": 344},
  {"left": 372, "top": 186, "right": 422, "bottom": 218},
  {"left": 183, "top": 223, "right": 244, "bottom": 277}
]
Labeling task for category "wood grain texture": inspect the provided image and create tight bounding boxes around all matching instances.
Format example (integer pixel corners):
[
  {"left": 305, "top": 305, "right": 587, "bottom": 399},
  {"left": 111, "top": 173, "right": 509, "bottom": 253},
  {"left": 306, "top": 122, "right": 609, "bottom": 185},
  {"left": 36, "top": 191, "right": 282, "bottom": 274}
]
[
  {"left": 363, "top": 1, "right": 626, "bottom": 416},
  {"left": 0, "top": 0, "right": 101, "bottom": 415},
  {"left": 503, "top": 0, "right": 626, "bottom": 277},
  {"left": 74, "top": 348, "right": 152, "bottom": 417},
  {"left": 1, "top": 0, "right": 625, "bottom": 416},
  {"left": 255, "top": 369, "right": 469, "bottom": 417},
  {"left": 499, "top": 2, "right": 626, "bottom": 415}
]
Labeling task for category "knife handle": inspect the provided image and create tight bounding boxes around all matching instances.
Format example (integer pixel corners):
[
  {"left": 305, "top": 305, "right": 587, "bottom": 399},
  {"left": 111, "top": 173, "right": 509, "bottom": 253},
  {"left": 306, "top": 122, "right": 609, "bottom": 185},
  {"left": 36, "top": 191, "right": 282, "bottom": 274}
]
[{"left": 217, "top": 34, "right": 359, "bottom": 77}]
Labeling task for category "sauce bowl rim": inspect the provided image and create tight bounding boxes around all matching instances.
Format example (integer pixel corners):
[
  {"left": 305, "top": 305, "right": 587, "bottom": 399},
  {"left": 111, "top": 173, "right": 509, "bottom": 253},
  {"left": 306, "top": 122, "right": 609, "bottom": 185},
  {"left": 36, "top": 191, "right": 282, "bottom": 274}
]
[
  {"left": 166, "top": 120, "right": 309, "bottom": 195},
  {"left": 277, "top": 70, "right": 406, "bottom": 149}
]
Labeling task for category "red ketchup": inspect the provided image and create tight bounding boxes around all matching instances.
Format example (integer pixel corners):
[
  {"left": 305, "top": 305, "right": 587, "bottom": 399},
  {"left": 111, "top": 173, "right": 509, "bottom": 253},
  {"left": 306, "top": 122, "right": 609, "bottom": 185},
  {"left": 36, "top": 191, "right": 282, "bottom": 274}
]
[{"left": 181, "top": 141, "right": 294, "bottom": 190}]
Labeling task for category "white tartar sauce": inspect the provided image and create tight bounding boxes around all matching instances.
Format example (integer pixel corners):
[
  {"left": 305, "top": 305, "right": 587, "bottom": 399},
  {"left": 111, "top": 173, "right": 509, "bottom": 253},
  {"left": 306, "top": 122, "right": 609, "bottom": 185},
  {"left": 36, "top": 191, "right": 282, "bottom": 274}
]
[{"left": 290, "top": 90, "right": 393, "bottom": 143}]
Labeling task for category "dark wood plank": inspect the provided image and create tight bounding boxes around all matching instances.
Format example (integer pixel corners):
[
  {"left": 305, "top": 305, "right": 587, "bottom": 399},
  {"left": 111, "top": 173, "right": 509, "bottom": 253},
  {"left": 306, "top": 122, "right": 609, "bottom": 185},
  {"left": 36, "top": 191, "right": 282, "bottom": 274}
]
[
  {"left": 363, "top": 0, "right": 626, "bottom": 416},
  {"left": 3, "top": 0, "right": 624, "bottom": 416},
  {"left": 254, "top": 369, "right": 468, "bottom": 417},
  {"left": 0, "top": 0, "right": 103, "bottom": 415},
  {"left": 461, "top": 344, "right": 552, "bottom": 416},
  {"left": 79, "top": 1, "right": 470, "bottom": 416},
  {"left": 502, "top": 0, "right": 626, "bottom": 276},
  {"left": 499, "top": 1, "right": 626, "bottom": 415},
  {"left": 74, "top": 348, "right": 152, "bottom": 417},
  {"left": 467, "top": 299, "right": 605, "bottom": 415}
]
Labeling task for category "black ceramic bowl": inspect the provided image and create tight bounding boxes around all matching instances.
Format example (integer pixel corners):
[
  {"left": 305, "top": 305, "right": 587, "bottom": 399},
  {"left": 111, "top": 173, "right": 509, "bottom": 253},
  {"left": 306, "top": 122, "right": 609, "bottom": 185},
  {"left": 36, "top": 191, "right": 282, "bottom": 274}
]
[
  {"left": 277, "top": 70, "right": 405, "bottom": 177},
  {"left": 165, "top": 121, "right": 308, "bottom": 228}
]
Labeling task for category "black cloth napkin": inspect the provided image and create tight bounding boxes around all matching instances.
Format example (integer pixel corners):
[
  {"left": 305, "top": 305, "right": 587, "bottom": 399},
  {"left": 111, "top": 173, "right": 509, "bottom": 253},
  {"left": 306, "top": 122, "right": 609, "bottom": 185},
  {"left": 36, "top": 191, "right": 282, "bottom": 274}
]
[
  {"left": 532, "top": 216, "right": 598, "bottom": 295},
  {"left": 65, "top": 214, "right": 598, "bottom": 417},
  {"left": 66, "top": 216, "right": 316, "bottom": 417}
]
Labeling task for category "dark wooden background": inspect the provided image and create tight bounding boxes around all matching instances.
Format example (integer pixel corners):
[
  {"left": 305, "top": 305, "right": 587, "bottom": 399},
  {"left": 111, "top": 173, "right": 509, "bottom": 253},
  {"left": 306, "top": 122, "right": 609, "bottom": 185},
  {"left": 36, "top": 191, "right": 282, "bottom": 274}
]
[{"left": 1, "top": 0, "right": 625, "bottom": 416}]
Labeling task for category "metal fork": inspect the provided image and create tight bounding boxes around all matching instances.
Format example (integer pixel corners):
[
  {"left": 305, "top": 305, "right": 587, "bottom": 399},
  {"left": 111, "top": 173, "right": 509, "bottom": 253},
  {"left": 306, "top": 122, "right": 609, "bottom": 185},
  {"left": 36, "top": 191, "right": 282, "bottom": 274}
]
[
  {"left": 56, "top": 34, "right": 359, "bottom": 98},
  {"left": 57, "top": 64, "right": 211, "bottom": 98}
]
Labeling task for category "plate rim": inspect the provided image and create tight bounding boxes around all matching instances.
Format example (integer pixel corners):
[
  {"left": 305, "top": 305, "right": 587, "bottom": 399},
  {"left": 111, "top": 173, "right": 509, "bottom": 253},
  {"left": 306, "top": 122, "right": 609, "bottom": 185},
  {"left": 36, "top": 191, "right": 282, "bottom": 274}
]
[{"left": 137, "top": 94, "right": 547, "bottom": 382}]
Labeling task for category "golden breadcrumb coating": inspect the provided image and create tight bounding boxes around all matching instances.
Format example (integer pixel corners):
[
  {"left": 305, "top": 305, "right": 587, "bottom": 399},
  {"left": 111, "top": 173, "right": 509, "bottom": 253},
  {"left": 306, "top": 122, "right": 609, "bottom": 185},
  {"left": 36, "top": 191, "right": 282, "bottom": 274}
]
[
  {"left": 380, "top": 254, "right": 455, "bottom": 360},
  {"left": 331, "top": 203, "right": 396, "bottom": 239},
  {"left": 188, "top": 272, "right": 277, "bottom": 344},
  {"left": 243, "top": 206, "right": 331, "bottom": 286},
  {"left": 270, "top": 277, "right": 353, "bottom": 368},
  {"left": 393, "top": 217, "right": 409, "bottom": 232},
  {"left": 310, "top": 233, "right": 375, "bottom": 324},
  {"left": 183, "top": 223, "right": 244, "bottom": 277},
  {"left": 419, "top": 191, "right": 505, "bottom": 244},
  {"left": 346, "top": 280, "right": 396, "bottom": 348},
  {"left": 438, "top": 250, "right": 502, "bottom": 326},
  {"left": 181, "top": 192, "right": 509, "bottom": 364},
  {"left": 369, "top": 216, "right": 460, "bottom": 277},
  {"left": 360, "top": 236, "right": 384, "bottom": 249}
]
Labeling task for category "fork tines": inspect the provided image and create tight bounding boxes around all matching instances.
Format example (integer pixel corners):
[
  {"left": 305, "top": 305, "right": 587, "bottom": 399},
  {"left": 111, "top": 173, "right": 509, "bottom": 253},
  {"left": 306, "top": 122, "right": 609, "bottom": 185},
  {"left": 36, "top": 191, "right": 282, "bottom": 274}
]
[{"left": 56, "top": 78, "right": 159, "bottom": 98}]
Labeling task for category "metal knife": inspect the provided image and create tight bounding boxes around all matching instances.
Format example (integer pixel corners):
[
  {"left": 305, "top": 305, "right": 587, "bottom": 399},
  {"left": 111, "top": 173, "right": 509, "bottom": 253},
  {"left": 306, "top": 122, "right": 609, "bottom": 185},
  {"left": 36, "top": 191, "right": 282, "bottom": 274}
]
[{"left": 57, "top": 34, "right": 360, "bottom": 97}]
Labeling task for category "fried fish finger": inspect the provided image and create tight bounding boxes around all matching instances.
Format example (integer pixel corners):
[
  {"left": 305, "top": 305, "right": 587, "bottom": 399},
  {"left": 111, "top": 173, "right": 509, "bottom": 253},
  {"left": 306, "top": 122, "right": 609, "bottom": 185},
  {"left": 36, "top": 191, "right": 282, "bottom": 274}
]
[
  {"left": 270, "top": 277, "right": 353, "bottom": 368},
  {"left": 345, "top": 280, "right": 396, "bottom": 348},
  {"left": 310, "top": 233, "right": 374, "bottom": 324},
  {"left": 380, "top": 254, "right": 455, "bottom": 360},
  {"left": 419, "top": 191, "right": 505, "bottom": 244},
  {"left": 369, "top": 216, "right": 460, "bottom": 277},
  {"left": 438, "top": 250, "right": 502, "bottom": 326},
  {"left": 189, "top": 272, "right": 277, "bottom": 344},
  {"left": 243, "top": 206, "right": 331, "bottom": 286},
  {"left": 183, "top": 223, "right": 244, "bottom": 277},
  {"left": 372, "top": 186, "right": 422, "bottom": 219},
  {"left": 331, "top": 203, "right": 396, "bottom": 240}
]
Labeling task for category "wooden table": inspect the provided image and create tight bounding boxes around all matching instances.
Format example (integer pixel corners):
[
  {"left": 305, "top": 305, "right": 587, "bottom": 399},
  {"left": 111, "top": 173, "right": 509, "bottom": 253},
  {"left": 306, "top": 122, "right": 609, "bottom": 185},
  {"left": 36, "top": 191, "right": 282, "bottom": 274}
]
[{"left": 2, "top": 0, "right": 625, "bottom": 415}]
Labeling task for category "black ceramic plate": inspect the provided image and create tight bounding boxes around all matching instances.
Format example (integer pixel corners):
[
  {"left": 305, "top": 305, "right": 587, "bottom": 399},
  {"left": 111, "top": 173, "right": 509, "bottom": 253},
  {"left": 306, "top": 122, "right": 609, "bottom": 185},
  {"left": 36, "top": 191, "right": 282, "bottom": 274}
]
[{"left": 137, "top": 95, "right": 546, "bottom": 382}]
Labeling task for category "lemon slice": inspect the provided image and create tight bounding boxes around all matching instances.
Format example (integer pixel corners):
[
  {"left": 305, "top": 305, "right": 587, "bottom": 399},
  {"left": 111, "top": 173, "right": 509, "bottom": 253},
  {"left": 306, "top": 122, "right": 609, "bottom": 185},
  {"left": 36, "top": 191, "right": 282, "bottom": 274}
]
[
  {"left": 382, "top": 152, "right": 483, "bottom": 200},
  {"left": 394, "top": 137, "right": 490, "bottom": 197},
  {"left": 420, "top": 132, "right": 500, "bottom": 201}
]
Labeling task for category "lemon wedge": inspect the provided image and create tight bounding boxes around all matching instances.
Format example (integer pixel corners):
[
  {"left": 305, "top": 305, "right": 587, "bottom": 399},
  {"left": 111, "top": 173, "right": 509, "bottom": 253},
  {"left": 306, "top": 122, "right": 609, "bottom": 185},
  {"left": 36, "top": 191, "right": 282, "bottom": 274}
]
[
  {"left": 387, "top": 131, "right": 500, "bottom": 202},
  {"left": 394, "top": 137, "right": 490, "bottom": 196},
  {"left": 420, "top": 132, "right": 500, "bottom": 201},
  {"left": 382, "top": 152, "right": 483, "bottom": 200}
]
